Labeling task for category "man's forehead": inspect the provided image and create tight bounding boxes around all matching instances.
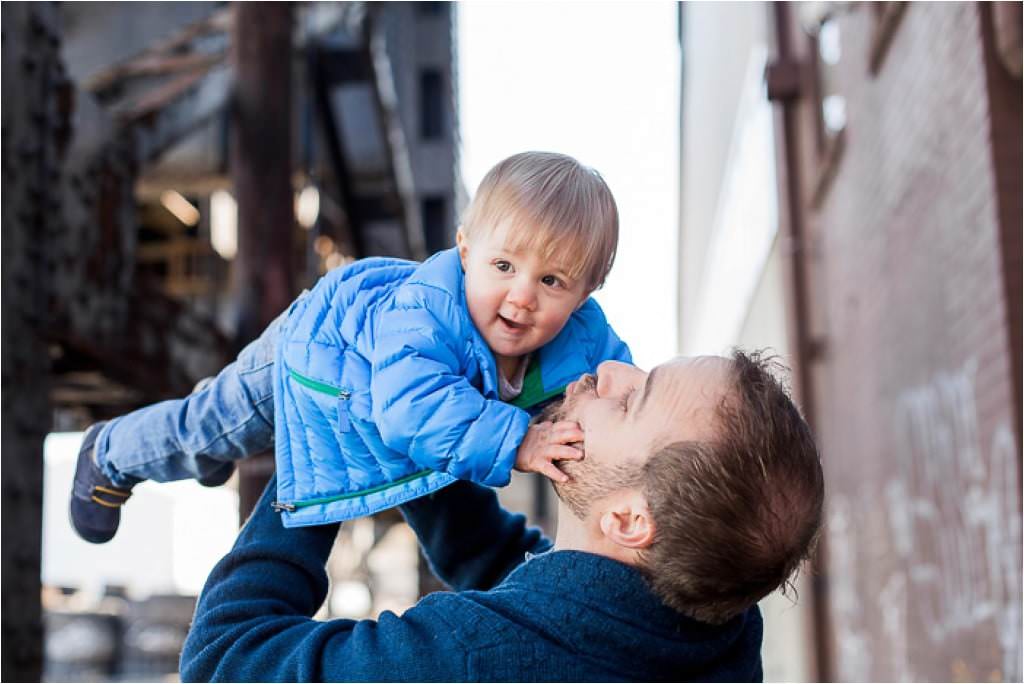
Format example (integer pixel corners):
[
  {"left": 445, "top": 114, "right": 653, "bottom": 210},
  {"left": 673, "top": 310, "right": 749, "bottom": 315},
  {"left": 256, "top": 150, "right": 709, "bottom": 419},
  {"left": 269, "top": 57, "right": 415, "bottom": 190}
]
[
  {"left": 655, "top": 355, "right": 732, "bottom": 381},
  {"left": 641, "top": 356, "right": 732, "bottom": 437}
]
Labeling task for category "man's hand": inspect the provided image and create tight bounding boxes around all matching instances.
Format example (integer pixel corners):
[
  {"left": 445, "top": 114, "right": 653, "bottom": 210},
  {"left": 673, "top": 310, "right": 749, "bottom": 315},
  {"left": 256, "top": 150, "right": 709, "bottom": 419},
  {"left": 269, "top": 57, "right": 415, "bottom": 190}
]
[{"left": 514, "top": 421, "right": 585, "bottom": 483}]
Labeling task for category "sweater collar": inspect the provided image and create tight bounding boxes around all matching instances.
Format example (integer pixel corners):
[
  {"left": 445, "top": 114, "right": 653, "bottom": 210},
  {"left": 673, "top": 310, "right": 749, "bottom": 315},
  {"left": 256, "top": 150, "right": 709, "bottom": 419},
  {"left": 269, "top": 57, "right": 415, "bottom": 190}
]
[
  {"left": 497, "top": 549, "right": 763, "bottom": 679},
  {"left": 506, "top": 549, "right": 704, "bottom": 633}
]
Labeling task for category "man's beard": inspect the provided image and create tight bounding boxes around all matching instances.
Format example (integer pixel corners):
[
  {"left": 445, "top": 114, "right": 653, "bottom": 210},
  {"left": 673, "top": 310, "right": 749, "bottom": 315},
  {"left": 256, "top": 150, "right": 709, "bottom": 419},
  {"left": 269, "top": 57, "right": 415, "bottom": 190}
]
[{"left": 538, "top": 376, "right": 644, "bottom": 520}]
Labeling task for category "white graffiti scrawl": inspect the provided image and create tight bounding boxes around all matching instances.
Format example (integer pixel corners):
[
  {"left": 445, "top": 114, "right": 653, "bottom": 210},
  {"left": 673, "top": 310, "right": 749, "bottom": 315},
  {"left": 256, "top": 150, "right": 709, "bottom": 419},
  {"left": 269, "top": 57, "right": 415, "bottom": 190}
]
[
  {"left": 890, "top": 358, "right": 1022, "bottom": 681},
  {"left": 830, "top": 358, "right": 1023, "bottom": 682}
]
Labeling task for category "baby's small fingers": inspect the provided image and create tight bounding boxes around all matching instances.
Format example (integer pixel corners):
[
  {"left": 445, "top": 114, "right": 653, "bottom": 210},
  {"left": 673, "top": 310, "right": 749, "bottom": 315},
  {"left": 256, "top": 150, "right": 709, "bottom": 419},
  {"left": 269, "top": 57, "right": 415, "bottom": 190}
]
[
  {"left": 547, "top": 445, "right": 584, "bottom": 461},
  {"left": 547, "top": 421, "right": 584, "bottom": 443},
  {"left": 538, "top": 461, "right": 569, "bottom": 483},
  {"left": 551, "top": 425, "right": 585, "bottom": 444}
]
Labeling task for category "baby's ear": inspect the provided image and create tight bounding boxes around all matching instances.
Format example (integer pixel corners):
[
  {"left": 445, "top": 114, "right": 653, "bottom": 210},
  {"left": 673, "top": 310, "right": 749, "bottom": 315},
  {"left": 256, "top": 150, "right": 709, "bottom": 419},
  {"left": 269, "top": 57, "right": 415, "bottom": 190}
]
[{"left": 455, "top": 228, "right": 469, "bottom": 267}]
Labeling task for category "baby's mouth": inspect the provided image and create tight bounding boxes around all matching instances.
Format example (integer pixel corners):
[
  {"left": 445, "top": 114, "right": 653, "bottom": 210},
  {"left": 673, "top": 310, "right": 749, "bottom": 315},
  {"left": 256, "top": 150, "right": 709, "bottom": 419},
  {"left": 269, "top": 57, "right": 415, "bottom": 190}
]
[{"left": 498, "top": 314, "right": 529, "bottom": 331}]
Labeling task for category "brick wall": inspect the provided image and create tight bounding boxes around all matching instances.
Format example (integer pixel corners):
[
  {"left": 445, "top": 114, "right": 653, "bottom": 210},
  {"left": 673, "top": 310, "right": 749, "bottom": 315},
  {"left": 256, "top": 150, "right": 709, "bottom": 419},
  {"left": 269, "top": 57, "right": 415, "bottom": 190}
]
[{"left": 798, "top": 3, "right": 1022, "bottom": 681}]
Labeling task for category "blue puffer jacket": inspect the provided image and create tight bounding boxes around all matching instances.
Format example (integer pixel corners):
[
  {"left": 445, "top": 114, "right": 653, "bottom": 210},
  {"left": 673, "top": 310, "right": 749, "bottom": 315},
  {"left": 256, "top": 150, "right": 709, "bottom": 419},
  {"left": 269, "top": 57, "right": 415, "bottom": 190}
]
[{"left": 273, "top": 247, "right": 631, "bottom": 526}]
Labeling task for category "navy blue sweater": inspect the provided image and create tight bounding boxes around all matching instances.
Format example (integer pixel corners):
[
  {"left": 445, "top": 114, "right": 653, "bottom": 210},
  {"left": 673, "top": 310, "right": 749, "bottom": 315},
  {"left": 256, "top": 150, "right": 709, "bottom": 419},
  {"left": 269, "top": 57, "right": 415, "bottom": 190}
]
[{"left": 180, "top": 478, "right": 763, "bottom": 682}]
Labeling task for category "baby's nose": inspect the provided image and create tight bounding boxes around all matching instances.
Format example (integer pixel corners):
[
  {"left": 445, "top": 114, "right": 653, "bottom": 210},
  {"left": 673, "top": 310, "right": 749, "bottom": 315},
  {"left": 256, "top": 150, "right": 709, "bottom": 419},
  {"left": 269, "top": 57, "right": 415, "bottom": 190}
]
[{"left": 506, "top": 282, "right": 537, "bottom": 309}]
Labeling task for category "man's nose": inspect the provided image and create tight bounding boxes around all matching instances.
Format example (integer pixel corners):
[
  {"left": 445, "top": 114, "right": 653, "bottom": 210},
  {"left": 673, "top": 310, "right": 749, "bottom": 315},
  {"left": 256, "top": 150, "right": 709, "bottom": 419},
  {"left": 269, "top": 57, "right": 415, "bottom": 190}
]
[
  {"left": 506, "top": 279, "right": 538, "bottom": 311},
  {"left": 595, "top": 360, "right": 642, "bottom": 398}
]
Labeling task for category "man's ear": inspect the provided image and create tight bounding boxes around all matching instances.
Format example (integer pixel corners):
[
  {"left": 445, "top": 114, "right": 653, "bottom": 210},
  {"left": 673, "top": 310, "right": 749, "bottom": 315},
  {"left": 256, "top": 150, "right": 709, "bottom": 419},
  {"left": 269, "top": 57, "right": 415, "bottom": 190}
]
[
  {"left": 455, "top": 228, "right": 469, "bottom": 269},
  {"left": 598, "top": 489, "right": 655, "bottom": 551}
]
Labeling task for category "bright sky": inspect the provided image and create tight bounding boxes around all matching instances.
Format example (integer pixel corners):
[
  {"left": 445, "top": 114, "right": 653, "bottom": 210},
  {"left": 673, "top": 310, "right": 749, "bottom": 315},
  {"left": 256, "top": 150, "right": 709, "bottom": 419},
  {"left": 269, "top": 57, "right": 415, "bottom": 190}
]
[{"left": 458, "top": 1, "right": 680, "bottom": 369}]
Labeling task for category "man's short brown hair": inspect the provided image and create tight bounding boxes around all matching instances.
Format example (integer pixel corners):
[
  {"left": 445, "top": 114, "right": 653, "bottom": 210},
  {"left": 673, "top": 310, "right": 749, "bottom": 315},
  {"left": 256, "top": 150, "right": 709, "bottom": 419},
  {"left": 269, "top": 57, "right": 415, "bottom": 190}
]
[{"left": 638, "top": 350, "right": 825, "bottom": 624}]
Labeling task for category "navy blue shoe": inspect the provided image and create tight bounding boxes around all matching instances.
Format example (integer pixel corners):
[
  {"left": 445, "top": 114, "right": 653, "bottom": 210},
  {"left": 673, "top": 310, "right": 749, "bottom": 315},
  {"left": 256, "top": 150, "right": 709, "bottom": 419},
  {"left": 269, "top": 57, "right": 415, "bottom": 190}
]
[
  {"left": 197, "top": 461, "right": 235, "bottom": 488},
  {"left": 69, "top": 422, "right": 134, "bottom": 544}
]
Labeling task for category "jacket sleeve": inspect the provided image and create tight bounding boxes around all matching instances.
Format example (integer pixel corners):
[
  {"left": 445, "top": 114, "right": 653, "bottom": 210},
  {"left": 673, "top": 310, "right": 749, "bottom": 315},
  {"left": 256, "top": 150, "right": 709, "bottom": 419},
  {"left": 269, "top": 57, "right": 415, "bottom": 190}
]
[
  {"left": 370, "top": 287, "right": 530, "bottom": 487},
  {"left": 179, "top": 476, "right": 469, "bottom": 683},
  {"left": 400, "top": 480, "right": 553, "bottom": 592}
]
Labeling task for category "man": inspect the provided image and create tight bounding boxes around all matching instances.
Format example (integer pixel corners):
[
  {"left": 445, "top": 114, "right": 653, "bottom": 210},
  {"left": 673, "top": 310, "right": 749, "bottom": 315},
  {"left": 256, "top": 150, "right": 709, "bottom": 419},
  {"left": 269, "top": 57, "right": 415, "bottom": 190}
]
[{"left": 180, "top": 350, "right": 824, "bottom": 682}]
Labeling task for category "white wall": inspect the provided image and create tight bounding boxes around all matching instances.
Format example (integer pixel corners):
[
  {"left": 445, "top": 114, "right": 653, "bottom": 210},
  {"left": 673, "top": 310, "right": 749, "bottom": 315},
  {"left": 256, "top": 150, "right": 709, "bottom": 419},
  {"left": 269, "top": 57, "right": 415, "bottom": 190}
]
[{"left": 678, "top": 2, "right": 813, "bottom": 679}]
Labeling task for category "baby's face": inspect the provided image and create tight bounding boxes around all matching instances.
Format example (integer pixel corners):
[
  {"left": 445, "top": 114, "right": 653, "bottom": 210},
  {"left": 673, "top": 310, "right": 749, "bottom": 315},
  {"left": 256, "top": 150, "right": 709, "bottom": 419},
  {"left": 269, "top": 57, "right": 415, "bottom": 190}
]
[{"left": 458, "top": 224, "right": 588, "bottom": 367}]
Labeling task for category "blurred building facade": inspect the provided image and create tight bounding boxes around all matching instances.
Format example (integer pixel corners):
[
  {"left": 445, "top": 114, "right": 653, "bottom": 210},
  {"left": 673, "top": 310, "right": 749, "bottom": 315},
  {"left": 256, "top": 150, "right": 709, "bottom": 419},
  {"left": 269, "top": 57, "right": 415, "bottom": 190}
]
[
  {"left": 679, "top": 2, "right": 1022, "bottom": 681},
  {"left": 2, "top": 2, "right": 461, "bottom": 681}
]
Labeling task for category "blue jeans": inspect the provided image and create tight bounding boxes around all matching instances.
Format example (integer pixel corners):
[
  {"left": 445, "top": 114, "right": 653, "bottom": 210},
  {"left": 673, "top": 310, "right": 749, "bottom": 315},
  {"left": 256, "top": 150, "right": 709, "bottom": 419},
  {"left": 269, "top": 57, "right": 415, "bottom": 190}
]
[{"left": 95, "top": 307, "right": 290, "bottom": 489}]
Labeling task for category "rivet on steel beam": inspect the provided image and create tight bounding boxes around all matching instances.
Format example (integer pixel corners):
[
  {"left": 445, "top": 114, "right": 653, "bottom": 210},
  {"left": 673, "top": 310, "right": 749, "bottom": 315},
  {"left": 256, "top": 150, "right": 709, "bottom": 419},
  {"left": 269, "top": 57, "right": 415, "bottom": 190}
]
[
  {"left": 18, "top": 142, "right": 40, "bottom": 160},
  {"left": 29, "top": 14, "right": 46, "bottom": 36}
]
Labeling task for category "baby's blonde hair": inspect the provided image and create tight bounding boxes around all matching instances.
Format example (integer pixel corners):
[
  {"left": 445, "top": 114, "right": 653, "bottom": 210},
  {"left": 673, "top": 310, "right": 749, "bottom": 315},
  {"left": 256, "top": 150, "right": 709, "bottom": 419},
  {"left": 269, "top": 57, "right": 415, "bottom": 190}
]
[{"left": 461, "top": 151, "right": 619, "bottom": 291}]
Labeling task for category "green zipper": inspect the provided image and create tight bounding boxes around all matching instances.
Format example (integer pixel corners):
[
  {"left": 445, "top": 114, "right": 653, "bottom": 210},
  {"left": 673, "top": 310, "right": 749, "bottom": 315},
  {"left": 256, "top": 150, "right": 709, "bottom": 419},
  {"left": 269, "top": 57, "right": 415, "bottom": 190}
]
[
  {"left": 288, "top": 369, "right": 351, "bottom": 398},
  {"left": 276, "top": 368, "right": 432, "bottom": 511},
  {"left": 508, "top": 357, "right": 567, "bottom": 409}
]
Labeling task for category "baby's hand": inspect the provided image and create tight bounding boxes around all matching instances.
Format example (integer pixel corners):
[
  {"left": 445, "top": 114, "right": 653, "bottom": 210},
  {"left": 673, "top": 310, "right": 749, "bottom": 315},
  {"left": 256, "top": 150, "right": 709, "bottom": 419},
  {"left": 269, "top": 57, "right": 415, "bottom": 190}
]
[{"left": 514, "top": 421, "right": 585, "bottom": 483}]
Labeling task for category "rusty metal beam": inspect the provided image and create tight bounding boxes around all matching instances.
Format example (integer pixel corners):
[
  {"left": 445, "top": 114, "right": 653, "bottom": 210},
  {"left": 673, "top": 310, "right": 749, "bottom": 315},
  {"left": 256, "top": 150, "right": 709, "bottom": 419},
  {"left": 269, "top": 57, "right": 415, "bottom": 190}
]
[
  {"left": 46, "top": 12, "right": 236, "bottom": 399},
  {"left": 119, "top": 65, "right": 232, "bottom": 165},
  {"left": 85, "top": 7, "right": 231, "bottom": 95},
  {"left": 980, "top": 1, "right": 1023, "bottom": 460},
  {"left": 230, "top": 2, "right": 295, "bottom": 520},
  {"left": 364, "top": 7, "right": 425, "bottom": 261},
  {"left": 86, "top": 52, "right": 226, "bottom": 93},
  {"left": 307, "top": 3, "right": 425, "bottom": 261},
  {"left": 767, "top": 3, "right": 832, "bottom": 681},
  {"left": 1, "top": 4, "right": 66, "bottom": 680}
]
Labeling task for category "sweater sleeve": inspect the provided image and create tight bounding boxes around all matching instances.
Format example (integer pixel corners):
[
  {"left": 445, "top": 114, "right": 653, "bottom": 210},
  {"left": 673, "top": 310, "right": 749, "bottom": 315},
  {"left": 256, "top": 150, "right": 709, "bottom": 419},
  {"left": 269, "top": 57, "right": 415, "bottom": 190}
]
[
  {"left": 370, "top": 287, "right": 530, "bottom": 487},
  {"left": 179, "top": 476, "right": 469, "bottom": 683},
  {"left": 400, "top": 480, "right": 553, "bottom": 592}
]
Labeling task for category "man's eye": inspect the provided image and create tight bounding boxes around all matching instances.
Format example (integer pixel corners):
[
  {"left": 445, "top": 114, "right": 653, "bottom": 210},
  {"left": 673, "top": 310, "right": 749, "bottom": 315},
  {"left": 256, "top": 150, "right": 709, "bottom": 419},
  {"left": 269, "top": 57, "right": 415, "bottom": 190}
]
[
  {"left": 618, "top": 389, "right": 634, "bottom": 412},
  {"left": 494, "top": 260, "right": 512, "bottom": 273},
  {"left": 541, "top": 275, "right": 564, "bottom": 289}
]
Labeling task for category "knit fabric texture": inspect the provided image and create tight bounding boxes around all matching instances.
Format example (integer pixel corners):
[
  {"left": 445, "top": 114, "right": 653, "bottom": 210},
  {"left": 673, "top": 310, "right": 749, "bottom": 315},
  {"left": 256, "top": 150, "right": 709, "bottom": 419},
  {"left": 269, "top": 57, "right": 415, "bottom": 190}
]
[{"left": 180, "top": 477, "right": 764, "bottom": 682}]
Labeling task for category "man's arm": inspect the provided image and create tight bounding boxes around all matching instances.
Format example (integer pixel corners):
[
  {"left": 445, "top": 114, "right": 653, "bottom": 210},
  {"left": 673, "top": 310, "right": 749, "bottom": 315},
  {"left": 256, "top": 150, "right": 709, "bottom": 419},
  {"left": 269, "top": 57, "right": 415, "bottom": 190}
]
[
  {"left": 400, "top": 480, "right": 553, "bottom": 592},
  {"left": 179, "top": 476, "right": 469, "bottom": 682}
]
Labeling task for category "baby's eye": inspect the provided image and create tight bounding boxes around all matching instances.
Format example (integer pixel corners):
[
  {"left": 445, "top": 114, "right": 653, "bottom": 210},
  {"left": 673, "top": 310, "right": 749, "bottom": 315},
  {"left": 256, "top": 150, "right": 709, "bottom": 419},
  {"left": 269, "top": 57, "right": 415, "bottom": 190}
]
[
  {"left": 494, "top": 260, "right": 513, "bottom": 273},
  {"left": 541, "top": 275, "right": 564, "bottom": 289}
]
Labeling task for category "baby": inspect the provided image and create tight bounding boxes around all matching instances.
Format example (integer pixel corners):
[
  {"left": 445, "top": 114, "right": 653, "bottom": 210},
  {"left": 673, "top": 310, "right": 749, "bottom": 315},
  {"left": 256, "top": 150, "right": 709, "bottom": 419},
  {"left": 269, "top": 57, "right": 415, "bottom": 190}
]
[{"left": 70, "top": 151, "right": 631, "bottom": 540}]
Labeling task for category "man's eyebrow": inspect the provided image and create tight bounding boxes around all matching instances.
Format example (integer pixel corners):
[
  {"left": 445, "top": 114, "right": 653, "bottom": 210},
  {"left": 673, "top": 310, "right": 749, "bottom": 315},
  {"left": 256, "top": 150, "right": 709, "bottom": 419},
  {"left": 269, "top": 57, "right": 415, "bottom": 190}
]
[{"left": 634, "top": 367, "right": 659, "bottom": 417}]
